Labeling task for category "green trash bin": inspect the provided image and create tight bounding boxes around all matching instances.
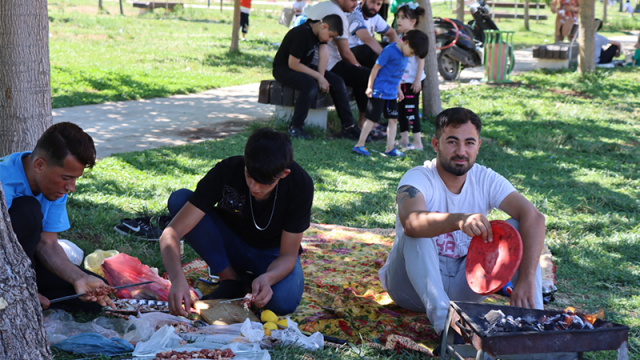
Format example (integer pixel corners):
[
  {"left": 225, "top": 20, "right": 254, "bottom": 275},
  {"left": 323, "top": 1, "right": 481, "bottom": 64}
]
[{"left": 483, "top": 30, "right": 515, "bottom": 83}]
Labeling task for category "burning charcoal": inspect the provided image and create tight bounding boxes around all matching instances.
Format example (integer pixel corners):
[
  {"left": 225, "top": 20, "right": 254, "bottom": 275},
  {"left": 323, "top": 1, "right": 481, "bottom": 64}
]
[
  {"left": 519, "top": 319, "right": 541, "bottom": 332},
  {"left": 556, "top": 321, "right": 568, "bottom": 330},
  {"left": 484, "top": 310, "right": 505, "bottom": 326},
  {"left": 569, "top": 315, "right": 585, "bottom": 329},
  {"left": 543, "top": 322, "right": 557, "bottom": 331}
]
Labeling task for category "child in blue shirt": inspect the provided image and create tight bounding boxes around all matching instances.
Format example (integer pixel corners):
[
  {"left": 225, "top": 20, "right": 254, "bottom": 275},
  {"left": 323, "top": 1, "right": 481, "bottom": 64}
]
[{"left": 352, "top": 29, "right": 429, "bottom": 157}]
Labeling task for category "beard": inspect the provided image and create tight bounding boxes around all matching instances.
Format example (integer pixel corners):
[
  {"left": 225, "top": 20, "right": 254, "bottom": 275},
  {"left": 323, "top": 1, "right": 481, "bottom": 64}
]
[
  {"left": 361, "top": 2, "right": 377, "bottom": 18},
  {"left": 438, "top": 152, "right": 473, "bottom": 176}
]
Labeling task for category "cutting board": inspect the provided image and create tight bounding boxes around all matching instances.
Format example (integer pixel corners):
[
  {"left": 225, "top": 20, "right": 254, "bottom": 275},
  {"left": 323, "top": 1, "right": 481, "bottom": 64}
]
[{"left": 194, "top": 299, "right": 259, "bottom": 325}]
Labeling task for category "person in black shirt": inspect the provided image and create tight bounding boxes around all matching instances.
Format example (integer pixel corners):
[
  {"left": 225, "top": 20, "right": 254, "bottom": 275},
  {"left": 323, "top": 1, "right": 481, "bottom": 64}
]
[
  {"left": 160, "top": 128, "right": 314, "bottom": 316},
  {"left": 273, "top": 15, "right": 345, "bottom": 140}
]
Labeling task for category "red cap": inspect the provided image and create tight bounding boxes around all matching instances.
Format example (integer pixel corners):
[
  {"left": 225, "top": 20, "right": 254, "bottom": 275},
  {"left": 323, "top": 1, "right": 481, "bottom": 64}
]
[{"left": 465, "top": 220, "right": 523, "bottom": 295}]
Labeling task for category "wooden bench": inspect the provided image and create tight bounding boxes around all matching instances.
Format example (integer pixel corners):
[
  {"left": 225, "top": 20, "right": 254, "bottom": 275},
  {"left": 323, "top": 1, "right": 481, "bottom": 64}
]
[
  {"left": 258, "top": 80, "right": 354, "bottom": 130},
  {"left": 133, "top": 2, "right": 184, "bottom": 13},
  {"left": 532, "top": 43, "right": 578, "bottom": 69},
  {"left": 453, "top": 2, "right": 548, "bottom": 21}
]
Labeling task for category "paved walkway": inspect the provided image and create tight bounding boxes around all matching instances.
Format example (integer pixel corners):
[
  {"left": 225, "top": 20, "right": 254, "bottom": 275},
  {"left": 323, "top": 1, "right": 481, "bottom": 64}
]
[{"left": 53, "top": 33, "right": 638, "bottom": 158}]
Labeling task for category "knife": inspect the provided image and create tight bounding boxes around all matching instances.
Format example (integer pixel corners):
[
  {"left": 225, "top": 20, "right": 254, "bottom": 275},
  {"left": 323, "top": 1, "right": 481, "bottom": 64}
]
[{"left": 49, "top": 281, "right": 154, "bottom": 304}]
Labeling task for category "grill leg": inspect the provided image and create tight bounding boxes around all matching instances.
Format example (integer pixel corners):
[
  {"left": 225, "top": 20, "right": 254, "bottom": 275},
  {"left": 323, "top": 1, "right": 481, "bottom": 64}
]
[
  {"left": 440, "top": 306, "right": 454, "bottom": 360},
  {"left": 618, "top": 340, "right": 629, "bottom": 360}
]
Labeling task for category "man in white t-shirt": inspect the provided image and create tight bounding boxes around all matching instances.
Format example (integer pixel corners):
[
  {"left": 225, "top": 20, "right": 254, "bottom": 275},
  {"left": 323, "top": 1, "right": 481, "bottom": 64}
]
[
  {"left": 379, "top": 107, "right": 545, "bottom": 344},
  {"left": 348, "top": 0, "right": 398, "bottom": 68},
  {"left": 306, "top": 0, "right": 372, "bottom": 127},
  {"left": 594, "top": 19, "right": 621, "bottom": 64}
]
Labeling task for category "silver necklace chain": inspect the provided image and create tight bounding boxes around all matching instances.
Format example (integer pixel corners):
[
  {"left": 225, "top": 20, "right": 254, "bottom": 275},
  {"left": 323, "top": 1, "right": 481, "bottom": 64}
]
[{"left": 249, "top": 183, "right": 278, "bottom": 231}]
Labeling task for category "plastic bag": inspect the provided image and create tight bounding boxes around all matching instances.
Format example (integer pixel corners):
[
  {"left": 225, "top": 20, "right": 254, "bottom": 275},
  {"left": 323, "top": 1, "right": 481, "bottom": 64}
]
[
  {"left": 241, "top": 318, "right": 266, "bottom": 343},
  {"left": 43, "top": 309, "right": 121, "bottom": 344},
  {"left": 134, "top": 326, "right": 270, "bottom": 360},
  {"left": 101, "top": 253, "right": 198, "bottom": 301},
  {"left": 52, "top": 333, "right": 133, "bottom": 356},
  {"left": 122, "top": 312, "right": 192, "bottom": 344},
  {"left": 132, "top": 325, "right": 184, "bottom": 357},
  {"left": 269, "top": 317, "right": 324, "bottom": 351},
  {"left": 58, "top": 239, "right": 84, "bottom": 266},
  {"left": 84, "top": 249, "right": 119, "bottom": 277}
]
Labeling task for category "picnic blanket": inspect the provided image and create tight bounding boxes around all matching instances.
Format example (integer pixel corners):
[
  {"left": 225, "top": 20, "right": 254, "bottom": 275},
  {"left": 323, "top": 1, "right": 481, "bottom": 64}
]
[{"left": 181, "top": 223, "right": 556, "bottom": 353}]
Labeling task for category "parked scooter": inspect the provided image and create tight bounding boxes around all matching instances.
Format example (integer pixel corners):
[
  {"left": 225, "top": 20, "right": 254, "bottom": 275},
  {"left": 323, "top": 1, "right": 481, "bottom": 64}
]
[{"left": 434, "top": 0, "right": 507, "bottom": 80}]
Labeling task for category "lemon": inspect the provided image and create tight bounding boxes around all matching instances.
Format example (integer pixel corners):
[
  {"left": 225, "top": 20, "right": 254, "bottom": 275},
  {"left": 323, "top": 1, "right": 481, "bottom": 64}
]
[
  {"left": 263, "top": 321, "right": 278, "bottom": 336},
  {"left": 260, "top": 310, "right": 278, "bottom": 323},
  {"left": 277, "top": 319, "right": 288, "bottom": 328}
]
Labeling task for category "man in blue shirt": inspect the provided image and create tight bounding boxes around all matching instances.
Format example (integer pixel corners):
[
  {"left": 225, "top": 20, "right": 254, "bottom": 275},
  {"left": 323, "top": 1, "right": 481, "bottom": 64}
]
[{"left": 0, "top": 122, "right": 113, "bottom": 312}]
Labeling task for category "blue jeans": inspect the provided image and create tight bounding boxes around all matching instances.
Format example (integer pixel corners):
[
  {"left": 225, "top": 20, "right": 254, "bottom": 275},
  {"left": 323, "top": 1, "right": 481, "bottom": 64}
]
[{"left": 168, "top": 189, "right": 304, "bottom": 314}]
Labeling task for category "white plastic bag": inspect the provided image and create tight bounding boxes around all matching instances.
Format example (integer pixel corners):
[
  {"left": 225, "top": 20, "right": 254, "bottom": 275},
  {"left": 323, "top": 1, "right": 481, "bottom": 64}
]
[
  {"left": 58, "top": 239, "right": 84, "bottom": 266},
  {"left": 123, "top": 312, "right": 191, "bottom": 345},
  {"left": 240, "top": 318, "right": 265, "bottom": 343},
  {"left": 270, "top": 317, "right": 324, "bottom": 351},
  {"left": 132, "top": 325, "right": 184, "bottom": 357}
]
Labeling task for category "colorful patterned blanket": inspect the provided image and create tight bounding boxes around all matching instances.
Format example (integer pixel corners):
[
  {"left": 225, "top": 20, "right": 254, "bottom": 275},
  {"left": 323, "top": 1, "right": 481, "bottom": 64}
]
[
  {"left": 293, "top": 224, "right": 438, "bottom": 351},
  {"left": 181, "top": 223, "right": 556, "bottom": 353}
]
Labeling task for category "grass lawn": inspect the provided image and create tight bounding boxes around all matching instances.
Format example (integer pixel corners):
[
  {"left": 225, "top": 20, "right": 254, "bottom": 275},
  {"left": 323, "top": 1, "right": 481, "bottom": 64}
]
[
  {"left": 49, "top": 67, "right": 640, "bottom": 360},
  {"left": 49, "top": 0, "right": 638, "bottom": 109}
]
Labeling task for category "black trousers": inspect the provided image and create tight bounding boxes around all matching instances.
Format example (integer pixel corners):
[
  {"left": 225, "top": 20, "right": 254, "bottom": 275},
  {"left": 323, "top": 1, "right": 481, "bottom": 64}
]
[
  {"left": 9, "top": 196, "right": 104, "bottom": 313},
  {"left": 598, "top": 44, "right": 619, "bottom": 64},
  {"left": 398, "top": 83, "right": 422, "bottom": 134},
  {"left": 329, "top": 60, "right": 371, "bottom": 113},
  {"left": 273, "top": 65, "right": 355, "bottom": 129}
]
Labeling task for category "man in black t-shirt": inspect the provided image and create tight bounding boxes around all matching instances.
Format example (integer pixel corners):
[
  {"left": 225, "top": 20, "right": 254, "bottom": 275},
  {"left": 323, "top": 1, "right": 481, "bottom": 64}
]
[
  {"left": 160, "top": 128, "right": 314, "bottom": 316},
  {"left": 273, "top": 15, "right": 362, "bottom": 141}
]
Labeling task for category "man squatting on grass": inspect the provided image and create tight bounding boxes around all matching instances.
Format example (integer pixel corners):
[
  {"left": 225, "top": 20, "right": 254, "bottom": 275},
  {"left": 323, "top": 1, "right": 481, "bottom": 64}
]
[
  {"left": 272, "top": 15, "right": 344, "bottom": 140},
  {"left": 0, "top": 122, "right": 114, "bottom": 312},
  {"left": 160, "top": 128, "right": 314, "bottom": 316},
  {"left": 379, "top": 108, "right": 546, "bottom": 341}
]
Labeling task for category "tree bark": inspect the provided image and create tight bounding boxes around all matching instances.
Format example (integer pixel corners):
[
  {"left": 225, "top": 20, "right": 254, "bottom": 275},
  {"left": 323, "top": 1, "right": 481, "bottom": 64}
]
[
  {"left": 418, "top": 0, "right": 443, "bottom": 116},
  {"left": 99, "top": 0, "right": 104, "bottom": 10},
  {"left": 456, "top": 0, "right": 465, "bottom": 22},
  {"left": 524, "top": 0, "right": 530, "bottom": 30},
  {"left": 0, "top": 181, "right": 51, "bottom": 359},
  {"left": 0, "top": 0, "right": 52, "bottom": 157},
  {"left": 230, "top": 0, "right": 241, "bottom": 52},
  {"left": 603, "top": 0, "right": 607, "bottom": 23},
  {"left": 119, "top": 0, "right": 124, "bottom": 15},
  {"left": 578, "top": 0, "right": 596, "bottom": 73}
]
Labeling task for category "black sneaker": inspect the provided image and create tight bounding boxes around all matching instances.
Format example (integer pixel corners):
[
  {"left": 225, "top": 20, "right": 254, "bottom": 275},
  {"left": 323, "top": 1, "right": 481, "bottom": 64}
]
[
  {"left": 288, "top": 125, "right": 311, "bottom": 140},
  {"left": 114, "top": 217, "right": 163, "bottom": 241},
  {"left": 341, "top": 126, "right": 361, "bottom": 140},
  {"left": 342, "top": 126, "right": 372, "bottom": 142}
]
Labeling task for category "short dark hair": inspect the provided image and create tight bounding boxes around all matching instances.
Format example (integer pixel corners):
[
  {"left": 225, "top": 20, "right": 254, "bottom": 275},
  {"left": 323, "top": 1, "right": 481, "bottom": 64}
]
[
  {"left": 434, "top": 107, "right": 482, "bottom": 138},
  {"left": 322, "top": 14, "right": 343, "bottom": 36},
  {"left": 403, "top": 30, "right": 429, "bottom": 59},
  {"left": 244, "top": 128, "right": 293, "bottom": 184},
  {"left": 396, "top": 4, "right": 426, "bottom": 26},
  {"left": 33, "top": 122, "right": 96, "bottom": 168},
  {"left": 595, "top": 18, "right": 603, "bottom": 32}
]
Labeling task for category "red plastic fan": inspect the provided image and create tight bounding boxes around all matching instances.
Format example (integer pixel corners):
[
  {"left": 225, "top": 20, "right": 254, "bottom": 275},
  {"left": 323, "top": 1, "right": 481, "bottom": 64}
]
[{"left": 466, "top": 220, "right": 523, "bottom": 295}]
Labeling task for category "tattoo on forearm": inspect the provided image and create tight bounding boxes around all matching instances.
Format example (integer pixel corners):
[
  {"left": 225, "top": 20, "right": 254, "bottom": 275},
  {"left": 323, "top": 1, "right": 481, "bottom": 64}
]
[{"left": 396, "top": 185, "right": 421, "bottom": 207}]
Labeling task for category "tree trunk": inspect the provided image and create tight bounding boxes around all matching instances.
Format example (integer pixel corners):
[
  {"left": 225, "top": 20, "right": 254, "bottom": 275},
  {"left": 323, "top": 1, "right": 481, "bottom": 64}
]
[
  {"left": 456, "top": 0, "right": 465, "bottom": 22},
  {"left": 603, "top": 0, "right": 607, "bottom": 23},
  {"left": 418, "top": 0, "right": 443, "bottom": 116},
  {"left": 524, "top": 0, "right": 530, "bottom": 30},
  {"left": 230, "top": 0, "right": 241, "bottom": 52},
  {"left": 119, "top": 0, "right": 124, "bottom": 15},
  {"left": 579, "top": 0, "right": 596, "bottom": 73},
  {"left": 99, "top": 0, "right": 103, "bottom": 10},
  {"left": 0, "top": 181, "right": 51, "bottom": 359},
  {"left": 0, "top": 0, "right": 52, "bottom": 157}
]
